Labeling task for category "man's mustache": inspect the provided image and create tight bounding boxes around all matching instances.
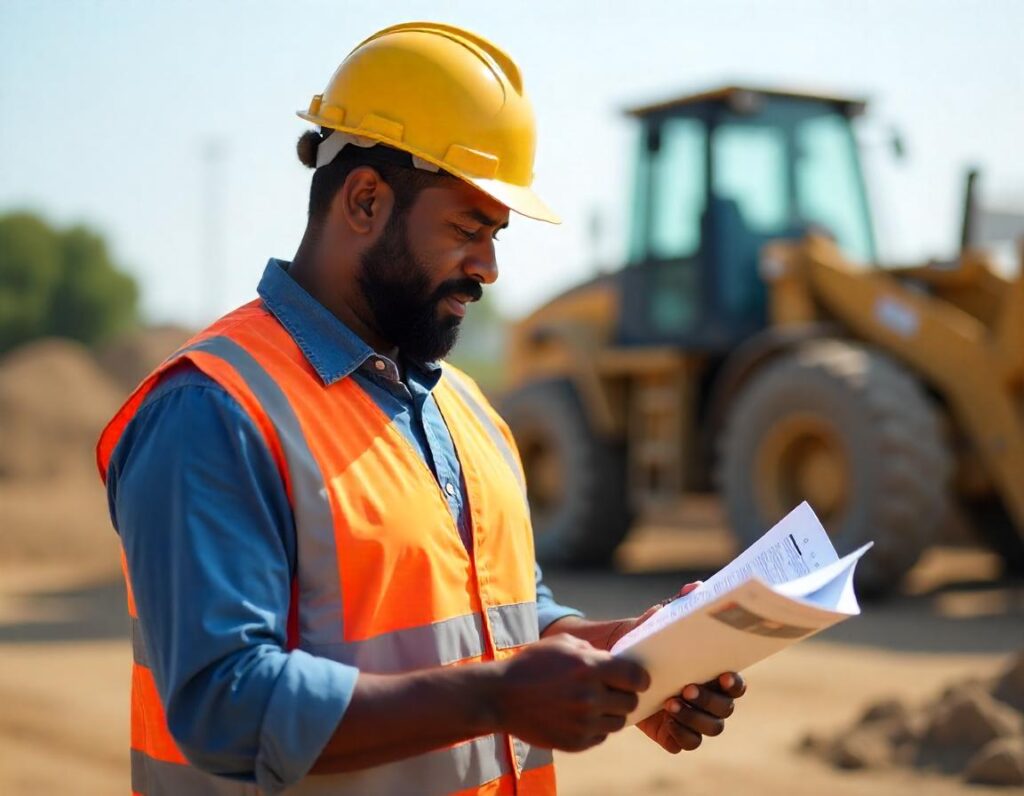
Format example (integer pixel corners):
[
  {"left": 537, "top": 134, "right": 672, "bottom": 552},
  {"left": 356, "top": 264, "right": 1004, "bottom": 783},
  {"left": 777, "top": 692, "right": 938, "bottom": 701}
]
[{"left": 433, "top": 279, "right": 483, "bottom": 304}]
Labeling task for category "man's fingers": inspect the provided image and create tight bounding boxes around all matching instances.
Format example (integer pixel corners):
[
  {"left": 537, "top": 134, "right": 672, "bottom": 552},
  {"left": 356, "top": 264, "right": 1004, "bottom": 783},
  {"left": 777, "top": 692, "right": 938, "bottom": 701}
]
[
  {"left": 713, "top": 671, "right": 747, "bottom": 698},
  {"left": 663, "top": 720, "right": 703, "bottom": 751},
  {"left": 664, "top": 702, "right": 726, "bottom": 737},
  {"left": 680, "top": 683, "right": 735, "bottom": 719},
  {"left": 568, "top": 733, "right": 608, "bottom": 753},
  {"left": 595, "top": 713, "right": 629, "bottom": 735},
  {"left": 634, "top": 604, "right": 661, "bottom": 626},
  {"left": 595, "top": 657, "right": 651, "bottom": 693},
  {"left": 654, "top": 580, "right": 703, "bottom": 610},
  {"left": 556, "top": 632, "right": 595, "bottom": 651},
  {"left": 600, "top": 687, "right": 640, "bottom": 717}
]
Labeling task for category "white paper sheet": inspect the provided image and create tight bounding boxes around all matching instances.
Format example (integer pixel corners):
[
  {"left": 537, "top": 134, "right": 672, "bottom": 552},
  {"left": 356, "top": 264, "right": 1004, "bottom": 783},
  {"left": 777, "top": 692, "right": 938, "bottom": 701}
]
[
  {"left": 608, "top": 503, "right": 872, "bottom": 724},
  {"left": 612, "top": 502, "right": 837, "bottom": 654}
]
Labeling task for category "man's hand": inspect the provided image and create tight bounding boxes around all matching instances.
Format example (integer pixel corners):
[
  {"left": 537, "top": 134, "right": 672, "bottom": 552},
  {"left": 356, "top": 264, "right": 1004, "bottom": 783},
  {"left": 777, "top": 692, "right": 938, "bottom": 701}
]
[
  {"left": 603, "top": 580, "right": 704, "bottom": 650},
  {"left": 626, "top": 580, "right": 748, "bottom": 753},
  {"left": 494, "top": 633, "right": 650, "bottom": 752},
  {"left": 636, "top": 671, "right": 746, "bottom": 753},
  {"left": 539, "top": 581, "right": 748, "bottom": 755}
]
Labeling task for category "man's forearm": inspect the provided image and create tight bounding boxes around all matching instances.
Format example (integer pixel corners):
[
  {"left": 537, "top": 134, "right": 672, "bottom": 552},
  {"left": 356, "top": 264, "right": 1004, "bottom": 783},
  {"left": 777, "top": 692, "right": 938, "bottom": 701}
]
[
  {"left": 547, "top": 583, "right": 701, "bottom": 651},
  {"left": 311, "top": 662, "right": 504, "bottom": 774},
  {"left": 542, "top": 614, "right": 637, "bottom": 651}
]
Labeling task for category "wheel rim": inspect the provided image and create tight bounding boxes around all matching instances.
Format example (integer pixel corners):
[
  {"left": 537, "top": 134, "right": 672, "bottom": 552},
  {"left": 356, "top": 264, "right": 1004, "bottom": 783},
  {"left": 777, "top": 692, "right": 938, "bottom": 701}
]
[{"left": 753, "top": 413, "right": 850, "bottom": 525}]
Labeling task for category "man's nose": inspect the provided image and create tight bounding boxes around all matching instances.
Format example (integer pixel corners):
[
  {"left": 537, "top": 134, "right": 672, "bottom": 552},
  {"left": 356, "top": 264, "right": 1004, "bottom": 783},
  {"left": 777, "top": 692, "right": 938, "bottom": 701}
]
[{"left": 464, "top": 241, "right": 499, "bottom": 285}]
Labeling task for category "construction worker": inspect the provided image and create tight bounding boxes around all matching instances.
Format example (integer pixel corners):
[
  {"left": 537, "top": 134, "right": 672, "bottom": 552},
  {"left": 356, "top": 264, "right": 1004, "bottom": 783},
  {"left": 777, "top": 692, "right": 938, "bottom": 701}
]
[{"left": 97, "top": 22, "right": 745, "bottom": 795}]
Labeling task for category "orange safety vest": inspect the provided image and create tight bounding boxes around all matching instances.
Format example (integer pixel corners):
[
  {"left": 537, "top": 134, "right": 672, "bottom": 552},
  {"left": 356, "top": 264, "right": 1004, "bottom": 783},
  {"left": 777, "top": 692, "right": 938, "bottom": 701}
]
[{"left": 97, "top": 300, "right": 557, "bottom": 796}]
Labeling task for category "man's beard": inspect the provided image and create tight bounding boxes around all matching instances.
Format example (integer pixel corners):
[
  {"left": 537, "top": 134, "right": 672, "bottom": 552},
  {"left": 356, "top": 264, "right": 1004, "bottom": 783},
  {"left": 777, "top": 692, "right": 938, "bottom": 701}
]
[{"left": 357, "top": 210, "right": 483, "bottom": 363}]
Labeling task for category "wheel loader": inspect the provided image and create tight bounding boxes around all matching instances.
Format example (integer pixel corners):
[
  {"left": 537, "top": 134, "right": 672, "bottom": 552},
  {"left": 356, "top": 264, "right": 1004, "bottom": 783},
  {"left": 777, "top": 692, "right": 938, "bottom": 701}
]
[{"left": 501, "top": 85, "right": 1024, "bottom": 595}]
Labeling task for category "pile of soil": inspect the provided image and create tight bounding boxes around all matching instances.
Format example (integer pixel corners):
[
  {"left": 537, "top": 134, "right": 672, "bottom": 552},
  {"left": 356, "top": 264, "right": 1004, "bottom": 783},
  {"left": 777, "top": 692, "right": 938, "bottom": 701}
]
[
  {"left": 0, "top": 338, "right": 124, "bottom": 480},
  {"left": 0, "top": 329, "right": 189, "bottom": 571},
  {"left": 96, "top": 324, "right": 191, "bottom": 392},
  {"left": 802, "top": 651, "right": 1024, "bottom": 787}
]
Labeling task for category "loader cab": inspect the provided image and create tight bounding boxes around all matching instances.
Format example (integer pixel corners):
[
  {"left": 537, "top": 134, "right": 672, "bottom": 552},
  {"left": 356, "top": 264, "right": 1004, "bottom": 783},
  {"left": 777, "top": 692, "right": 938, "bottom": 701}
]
[{"left": 619, "top": 86, "right": 877, "bottom": 349}]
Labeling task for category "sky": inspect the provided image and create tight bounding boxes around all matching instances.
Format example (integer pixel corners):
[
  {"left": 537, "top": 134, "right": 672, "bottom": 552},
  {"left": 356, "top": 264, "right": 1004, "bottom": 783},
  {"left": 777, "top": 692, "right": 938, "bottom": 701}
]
[{"left": 1, "top": 0, "right": 1022, "bottom": 326}]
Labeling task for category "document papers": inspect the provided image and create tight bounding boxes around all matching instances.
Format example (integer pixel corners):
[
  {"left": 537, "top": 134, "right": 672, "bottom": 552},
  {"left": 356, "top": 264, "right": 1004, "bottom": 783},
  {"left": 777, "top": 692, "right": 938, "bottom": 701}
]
[{"left": 610, "top": 502, "right": 872, "bottom": 725}]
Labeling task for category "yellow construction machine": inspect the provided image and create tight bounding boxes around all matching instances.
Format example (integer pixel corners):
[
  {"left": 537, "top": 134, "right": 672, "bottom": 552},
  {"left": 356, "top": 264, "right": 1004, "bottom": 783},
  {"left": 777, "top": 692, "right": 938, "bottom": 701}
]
[{"left": 501, "top": 86, "right": 1024, "bottom": 594}]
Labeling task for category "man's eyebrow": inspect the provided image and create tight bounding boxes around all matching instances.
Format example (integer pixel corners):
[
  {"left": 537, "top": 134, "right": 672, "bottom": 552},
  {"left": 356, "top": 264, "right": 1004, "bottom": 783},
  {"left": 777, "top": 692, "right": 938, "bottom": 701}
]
[{"left": 459, "top": 208, "right": 509, "bottom": 230}]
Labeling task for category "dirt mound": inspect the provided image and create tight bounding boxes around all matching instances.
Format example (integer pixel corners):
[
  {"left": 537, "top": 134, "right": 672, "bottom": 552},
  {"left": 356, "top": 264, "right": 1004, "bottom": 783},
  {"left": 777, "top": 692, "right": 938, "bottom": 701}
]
[
  {"left": 96, "top": 324, "right": 191, "bottom": 392},
  {"left": 0, "top": 328, "right": 194, "bottom": 569},
  {"left": 803, "top": 651, "right": 1024, "bottom": 787},
  {"left": 0, "top": 475, "right": 120, "bottom": 571},
  {"left": 0, "top": 338, "right": 127, "bottom": 569},
  {"left": 0, "top": 338, "right": 124, "bottom": 480}
]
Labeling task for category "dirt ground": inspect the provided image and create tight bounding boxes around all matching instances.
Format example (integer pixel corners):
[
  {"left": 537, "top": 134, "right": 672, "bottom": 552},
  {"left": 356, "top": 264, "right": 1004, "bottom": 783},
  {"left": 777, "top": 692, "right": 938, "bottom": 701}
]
[{"left": 1, "top": 499, "right": 1022, "bottom": 795}]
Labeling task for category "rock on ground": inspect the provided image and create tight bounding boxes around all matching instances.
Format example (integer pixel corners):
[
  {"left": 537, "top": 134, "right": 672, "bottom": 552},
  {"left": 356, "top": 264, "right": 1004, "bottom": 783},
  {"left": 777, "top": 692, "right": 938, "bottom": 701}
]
[
  {"left": 802, "top": 652, "right": 1024, "bottom": 784},
  {"left": 965, "top": 736, "right": 1024, "bottom": 787},
  {"left": 922, "top": 684, "right": 1021, "bottom": 751},
  {"left": 993, "top": 651, "right": 1024, "bottom": 713}
]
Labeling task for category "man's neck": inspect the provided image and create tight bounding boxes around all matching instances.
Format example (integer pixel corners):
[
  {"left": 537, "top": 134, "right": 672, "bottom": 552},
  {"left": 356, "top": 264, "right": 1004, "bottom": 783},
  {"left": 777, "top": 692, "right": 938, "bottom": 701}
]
[{"left": 290, "top": 231, "right": 399, "bottom": 360}]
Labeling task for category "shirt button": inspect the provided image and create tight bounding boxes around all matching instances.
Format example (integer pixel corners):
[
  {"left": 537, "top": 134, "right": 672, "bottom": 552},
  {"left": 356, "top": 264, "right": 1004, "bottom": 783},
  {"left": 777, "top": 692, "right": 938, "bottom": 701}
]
[
  {"left": 445, "top": 482, "right": 456, "bottom": 496},
  {"left": 374, "top": 359, "right": 386, "bottom": 371}
]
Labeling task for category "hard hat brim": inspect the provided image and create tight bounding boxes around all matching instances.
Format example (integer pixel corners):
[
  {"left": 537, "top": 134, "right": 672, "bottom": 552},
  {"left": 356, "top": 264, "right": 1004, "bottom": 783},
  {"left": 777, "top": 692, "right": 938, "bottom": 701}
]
[{"left": 466, "top": 176, "right": 561, "bottom": 225}]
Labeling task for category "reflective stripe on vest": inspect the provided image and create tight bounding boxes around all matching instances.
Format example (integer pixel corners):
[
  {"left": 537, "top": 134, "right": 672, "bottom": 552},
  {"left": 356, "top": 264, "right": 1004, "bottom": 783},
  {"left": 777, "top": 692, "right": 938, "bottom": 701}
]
[
  {"left": 175, "top": 335, "right": 345, "bottom": 650},
  {"left": 132, "top": 603, "right": 539, "bottom": 674},
  {"left": 131, "top": 749, "right": 260, "bottom": 796},
  {"left": 99, "top": 304, "right": 557, "bottom": 795},
  {"left": 285, "top": 737, "right": 554, "bottom": 796}
]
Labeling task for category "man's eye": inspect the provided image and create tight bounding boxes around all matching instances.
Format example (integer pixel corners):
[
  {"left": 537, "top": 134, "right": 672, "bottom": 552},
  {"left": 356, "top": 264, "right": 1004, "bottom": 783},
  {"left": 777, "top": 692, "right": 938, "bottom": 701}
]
[{"left": 452, "top": 224, "right": 500, "bottom": 242}]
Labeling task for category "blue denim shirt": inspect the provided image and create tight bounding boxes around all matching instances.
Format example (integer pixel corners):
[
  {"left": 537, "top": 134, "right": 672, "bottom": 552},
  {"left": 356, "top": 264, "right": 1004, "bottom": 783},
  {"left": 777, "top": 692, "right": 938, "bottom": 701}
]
[{"left": 105, "top": 259, "right": 581, "bottom": 793}]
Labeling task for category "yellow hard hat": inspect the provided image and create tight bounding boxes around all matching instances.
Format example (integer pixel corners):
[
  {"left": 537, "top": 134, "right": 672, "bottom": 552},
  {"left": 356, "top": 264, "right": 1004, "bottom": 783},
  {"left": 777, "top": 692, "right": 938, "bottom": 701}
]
[{"left": 297, "top": 21, "right": 559, "bottom": 224}]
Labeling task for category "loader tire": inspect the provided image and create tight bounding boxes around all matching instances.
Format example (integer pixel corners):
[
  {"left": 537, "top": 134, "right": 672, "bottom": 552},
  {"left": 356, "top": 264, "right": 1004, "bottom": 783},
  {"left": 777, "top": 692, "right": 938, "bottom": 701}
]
[
  {"left": 500, "top": 380, "right": 632, "bottom": 567},
  {"left": 716, "top": 341, "right": 953, "bottom": 597},
  {"left": 962, "top": 496, "right": 1024, "bottom": 577}
]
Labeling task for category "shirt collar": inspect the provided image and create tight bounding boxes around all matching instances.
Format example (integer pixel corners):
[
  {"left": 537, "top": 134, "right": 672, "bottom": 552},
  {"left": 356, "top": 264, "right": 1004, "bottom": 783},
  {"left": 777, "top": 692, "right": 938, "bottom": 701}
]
[
  {"left": 258, "top": 258, "right": 375, "bottom": 385},
  {"left": 256, "top": 258, "right": 442, "bottom": 386}
]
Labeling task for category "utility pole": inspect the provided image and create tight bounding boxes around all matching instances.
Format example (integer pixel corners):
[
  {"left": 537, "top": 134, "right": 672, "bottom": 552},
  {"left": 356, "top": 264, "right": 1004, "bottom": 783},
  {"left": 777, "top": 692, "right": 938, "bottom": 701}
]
[
  {"left": 587, "top": 206, "right": 607, "bottom": 275},
  {"left": 201, "top": 138, "right": 226, "bottom": 323}
]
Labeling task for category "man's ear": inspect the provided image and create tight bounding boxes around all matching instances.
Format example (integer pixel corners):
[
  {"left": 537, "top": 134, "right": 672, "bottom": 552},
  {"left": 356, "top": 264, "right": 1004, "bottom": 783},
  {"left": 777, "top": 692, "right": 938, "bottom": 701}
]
[{"left": 332, "top": 165, "right": 395, "bottom": 236}]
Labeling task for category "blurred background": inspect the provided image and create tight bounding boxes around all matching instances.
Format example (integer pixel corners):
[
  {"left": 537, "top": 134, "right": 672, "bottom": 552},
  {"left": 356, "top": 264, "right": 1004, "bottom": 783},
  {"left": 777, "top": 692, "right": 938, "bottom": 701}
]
[{"left": 1, "top": 1, "right": 1023, "bottom": 793}]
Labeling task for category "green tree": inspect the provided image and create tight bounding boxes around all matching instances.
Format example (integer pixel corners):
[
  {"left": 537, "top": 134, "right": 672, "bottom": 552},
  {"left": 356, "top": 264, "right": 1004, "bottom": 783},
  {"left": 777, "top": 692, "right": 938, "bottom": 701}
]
[
  {"left": 0, "top": 213, "right": 62, "bottom": 350},
  {"left": 0, "top": 212, "right": 138, "bottom": 352}
]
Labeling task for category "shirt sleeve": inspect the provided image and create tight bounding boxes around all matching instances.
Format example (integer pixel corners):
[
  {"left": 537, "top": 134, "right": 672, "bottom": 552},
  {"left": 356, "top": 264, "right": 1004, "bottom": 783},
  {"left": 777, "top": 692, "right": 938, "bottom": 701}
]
[
  {"left": 105, "top": 365, "right": 357, "bottom": 793},
  {"left": 535, "top": 562, "right": 583, "bottom": 633}
]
